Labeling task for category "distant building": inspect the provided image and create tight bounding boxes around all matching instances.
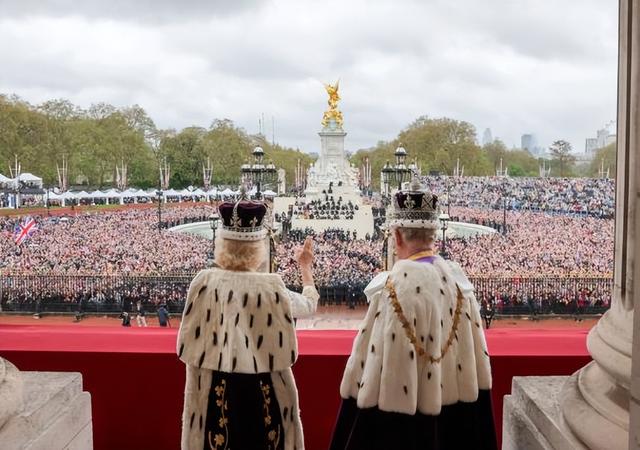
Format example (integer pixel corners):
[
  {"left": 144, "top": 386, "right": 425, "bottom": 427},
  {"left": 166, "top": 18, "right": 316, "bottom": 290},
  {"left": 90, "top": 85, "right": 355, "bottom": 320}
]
[
  {"left": 482, "top": 128, "right": 493, "bottom": 146},
  {"left": 585, "top": 127, "right": 616, "bottom": 159},
  {"left": 585, "top": 138, "right": 598, "bottom": 157},
  {"left": 521, "top": 134, "right": 536, "bottom": 152},
  {"left": 521, "top": 133, "right": 546, "bottom": 156}
]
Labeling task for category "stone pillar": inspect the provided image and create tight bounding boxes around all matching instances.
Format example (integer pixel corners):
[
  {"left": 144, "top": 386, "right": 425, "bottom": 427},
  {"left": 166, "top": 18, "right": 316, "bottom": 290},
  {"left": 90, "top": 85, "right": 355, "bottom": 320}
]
[
  {"left": 0, "top": 357, "right": 23, "bottom": 430},
  {"left": 0, "top": 357, "right": 94, "bottom": 448},
  {"left": 560, "top": 0, "right": 638, "bottom": 448}
]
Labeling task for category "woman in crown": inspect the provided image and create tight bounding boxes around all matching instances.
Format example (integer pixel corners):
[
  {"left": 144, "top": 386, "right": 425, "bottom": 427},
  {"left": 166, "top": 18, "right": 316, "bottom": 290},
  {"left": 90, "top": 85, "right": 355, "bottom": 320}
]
[
  {"left": 177, "top": 198, "right": 318, "bottom": 450},
  {"left": 330, "top": 179, "right": 497, "bottom": 450}
]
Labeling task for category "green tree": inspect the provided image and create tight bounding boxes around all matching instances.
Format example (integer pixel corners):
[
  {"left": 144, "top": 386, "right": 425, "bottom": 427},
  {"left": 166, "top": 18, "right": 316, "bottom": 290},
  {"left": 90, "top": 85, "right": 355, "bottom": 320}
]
[
  {"left": 350, "top": 117, "right": 493, "bottom": 189},
  {"left": 549, "top": 140, "right": 576, "bottom": 177},
  {"left": 588, "top": 142, "right": 616, "bottom": 178}
]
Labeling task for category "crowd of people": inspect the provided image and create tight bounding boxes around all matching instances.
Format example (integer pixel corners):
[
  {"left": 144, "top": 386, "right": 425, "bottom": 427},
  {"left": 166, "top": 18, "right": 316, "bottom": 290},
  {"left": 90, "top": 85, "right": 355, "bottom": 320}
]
[
  {"left": 0, "top": 175, "right": 617, "bottom": 314},
  {"left": 289, "top": 196, "right": 359, "bottom": 220},
  {"left": 421, "top": 176, "right": 615, "bottom": 218},
  {"left": 0, "top": 205, "right": 213, "bottom": 275},
  {"left": 1, "top": 273, "right": 190, "bottom": 315},
  {"left": 446, "top": 207, "right": 613, "bottom": 277},
  {"left": 275, "top": 229, "right": 383, "bottom": 306}
]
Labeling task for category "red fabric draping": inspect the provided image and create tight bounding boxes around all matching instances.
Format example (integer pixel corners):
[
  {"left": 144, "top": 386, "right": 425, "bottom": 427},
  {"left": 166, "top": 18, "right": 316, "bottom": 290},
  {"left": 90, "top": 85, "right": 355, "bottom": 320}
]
[{"left": 0, "top": 325, "right": 590, "bottom": 450}]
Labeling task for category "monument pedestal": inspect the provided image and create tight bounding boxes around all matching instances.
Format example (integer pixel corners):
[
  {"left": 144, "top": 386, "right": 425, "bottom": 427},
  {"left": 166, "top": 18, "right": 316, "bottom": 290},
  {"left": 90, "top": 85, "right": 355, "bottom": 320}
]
[
  {"left": 0, "top": 371, "right": 93, "bottom": 449},
  {"left": 503, "top": 376, "right": 587, "bottom": 450}
]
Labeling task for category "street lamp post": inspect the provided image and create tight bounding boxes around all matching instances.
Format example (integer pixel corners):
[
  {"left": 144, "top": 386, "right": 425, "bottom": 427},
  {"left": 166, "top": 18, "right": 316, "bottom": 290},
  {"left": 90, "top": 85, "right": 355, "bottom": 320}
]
[
  {"left": 240, "top": 147, "right": 278, "bottom": 199},
  {"left": 439, "top": 213, "right": 450, "bottom": 258},
  {"left": 156, "top": 189, "right": 163, "bottom": 233},
  {"left": 381, "top": 161, "right": 393, "bottom": 197},
  {"left": 380, "top": 145, "right": 413, "bottom": 197},
  {"left": 446, "top": 176, "right": 451, "bottom": 216},
  {"left": 502, "top": 179, "right": 509, "bottom": 235},
  {"left": 503, "top": 197, "right": 507, "bottom": 235},
  {"left": 393, "top": 145, "right": 409, "bottom": 190},
  {"left": 208, "top": 213, "right": 219, "bottom": 257},
  {"left": 46, "top": 186, "right": 50, "bottom": 216}
]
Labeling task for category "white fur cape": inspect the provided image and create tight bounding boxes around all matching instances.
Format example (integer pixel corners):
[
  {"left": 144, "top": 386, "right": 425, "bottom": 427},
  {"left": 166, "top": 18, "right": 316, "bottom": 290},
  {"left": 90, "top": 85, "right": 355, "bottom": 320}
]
[
  {"left": 178, "top": 269, "right": 306, "bottom": 450},
  {"left": 340, "top": 257, "right": 492, "bottom": 416}
]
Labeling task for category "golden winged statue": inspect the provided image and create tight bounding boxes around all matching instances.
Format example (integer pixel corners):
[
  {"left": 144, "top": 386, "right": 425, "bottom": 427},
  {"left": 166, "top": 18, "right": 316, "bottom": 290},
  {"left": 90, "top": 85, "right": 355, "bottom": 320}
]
[{"left": 322, "top": 80, "right": 344, "bottom": 128}]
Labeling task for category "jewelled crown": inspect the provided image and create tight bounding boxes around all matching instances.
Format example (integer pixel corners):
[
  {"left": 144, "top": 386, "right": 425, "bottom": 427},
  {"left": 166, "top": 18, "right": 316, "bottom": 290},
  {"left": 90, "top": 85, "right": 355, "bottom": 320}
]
[
  {"left": 388, "top": 178, "right": 439, "bottom": 229},
  {"left": 218, "top": 200, "right": 268, "bottom": 241}
]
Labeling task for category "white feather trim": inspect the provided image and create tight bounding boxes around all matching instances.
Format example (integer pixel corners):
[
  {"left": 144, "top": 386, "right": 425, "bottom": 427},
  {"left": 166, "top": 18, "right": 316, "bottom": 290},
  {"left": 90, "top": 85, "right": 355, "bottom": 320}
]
[
  {"left": 177, "top": 269, "right": 298, "bottom": 374},
  {"left": 340, "top": 257, "right": 492, "bottom": 415}
]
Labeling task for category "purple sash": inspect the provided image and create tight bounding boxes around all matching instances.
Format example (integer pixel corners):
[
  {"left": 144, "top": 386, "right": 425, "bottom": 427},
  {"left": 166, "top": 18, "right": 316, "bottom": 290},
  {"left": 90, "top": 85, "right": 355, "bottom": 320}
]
[{"left": 413, "top": 255, "right": 436, "bottom": 264}]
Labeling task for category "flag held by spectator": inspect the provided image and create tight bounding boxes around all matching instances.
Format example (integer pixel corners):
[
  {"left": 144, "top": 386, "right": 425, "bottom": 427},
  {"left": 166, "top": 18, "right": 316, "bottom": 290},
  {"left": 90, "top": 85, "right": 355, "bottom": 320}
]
[{"left": 14, "top": 217, "right": 37, "bottom": 245}]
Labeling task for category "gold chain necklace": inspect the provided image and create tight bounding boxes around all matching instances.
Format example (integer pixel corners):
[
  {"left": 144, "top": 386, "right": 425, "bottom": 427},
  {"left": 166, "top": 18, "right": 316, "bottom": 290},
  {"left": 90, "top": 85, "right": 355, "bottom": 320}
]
[
  {"left": 385, "top": 277, "right": 464, "bottom": 364},
  {"left": 407, "top": 249, "right": 436, "bottom": 261}
]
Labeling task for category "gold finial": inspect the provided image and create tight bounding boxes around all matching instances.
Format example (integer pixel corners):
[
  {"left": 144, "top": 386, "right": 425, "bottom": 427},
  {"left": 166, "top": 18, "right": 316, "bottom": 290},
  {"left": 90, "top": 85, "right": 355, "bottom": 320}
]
[{"left": 321, "top": 80, "right": 344, "bottom": 128}]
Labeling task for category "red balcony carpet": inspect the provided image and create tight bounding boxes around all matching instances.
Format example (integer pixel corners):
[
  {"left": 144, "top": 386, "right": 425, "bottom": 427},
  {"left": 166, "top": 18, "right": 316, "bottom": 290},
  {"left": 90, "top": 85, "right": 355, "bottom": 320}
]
[{"left": 0, "top": 325, "right": 590, "bottom": 450}]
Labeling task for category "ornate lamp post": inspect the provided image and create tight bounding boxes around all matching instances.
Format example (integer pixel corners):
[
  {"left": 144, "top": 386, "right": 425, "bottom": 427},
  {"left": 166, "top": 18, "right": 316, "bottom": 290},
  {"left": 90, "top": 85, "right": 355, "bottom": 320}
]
[
  {"left": 156, "top": 189, "right": 163, "bottom": 232},
  {"left": 393, "top": 145, "right": 411, "bottom": 190},
  {"left": 240, "top": 146, "right": 278, "bottom": 199},
  {"left": 46, "top": 186, "right": 50, "bottom": 216},
  {"left": 439, "top": 212, "right": 450, "bottom": 258},
  {"left": 208, "top": 213, "right": 219, "bottom": 256},
  {"left": 381, "top": 160, "right": 393, "bottom": 197},
  {"left": 379, "top": 145, "right": 413, "bottom": 196},
  {"left": 501, "top": 178, "right": 509, "bottom": 235}
]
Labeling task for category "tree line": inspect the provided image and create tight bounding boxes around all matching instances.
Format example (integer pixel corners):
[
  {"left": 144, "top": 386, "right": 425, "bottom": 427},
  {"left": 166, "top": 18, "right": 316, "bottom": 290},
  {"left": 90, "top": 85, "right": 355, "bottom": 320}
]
[
  {"left": 352, "top": 116, "right": 614, "bottom": 188},
  {"left": 0, "top": 95, "right": 313, "bottom": 189},
  {"left": 0, "top": 95, "right": 612, "bottom": 191}
]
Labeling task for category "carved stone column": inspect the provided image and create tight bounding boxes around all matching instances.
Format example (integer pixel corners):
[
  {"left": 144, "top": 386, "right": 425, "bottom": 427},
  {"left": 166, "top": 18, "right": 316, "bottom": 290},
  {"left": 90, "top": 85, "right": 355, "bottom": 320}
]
[
  {"left": 0, "top": 357, "right": 24, "bottom": 430},
  {"left": 560, "top": 0, "right": 638, "bottom": 448}
]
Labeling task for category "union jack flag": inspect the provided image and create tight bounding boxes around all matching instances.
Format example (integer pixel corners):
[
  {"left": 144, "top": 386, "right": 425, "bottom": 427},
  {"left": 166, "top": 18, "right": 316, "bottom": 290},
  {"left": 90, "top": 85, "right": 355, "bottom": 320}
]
[{"left": 14, "top": 217, "right": 37, "bottom": 246}]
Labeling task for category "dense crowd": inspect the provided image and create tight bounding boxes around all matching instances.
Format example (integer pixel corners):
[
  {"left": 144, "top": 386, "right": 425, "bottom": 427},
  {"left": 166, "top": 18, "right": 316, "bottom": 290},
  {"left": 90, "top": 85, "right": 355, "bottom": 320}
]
[
  {"left": 276, "top": 228, "right": 383, "bottom": 299},
  {"left": 421, "top": 176, "right": 615, "bottom": 218},
  {"left": 1, "top": 274, "right": 190, "bottom": 314},
  {"left": 0, "top": 176, "right": 616, "bottom": 313},
  {"left": 446, "top": 207, "right": 613, "bottom": 277},
  {"left": 0, "top": 205, "right": 212, "bottom": 274},
  {"left": 289, "top": 196, "right": 359, "bottom": 220}
]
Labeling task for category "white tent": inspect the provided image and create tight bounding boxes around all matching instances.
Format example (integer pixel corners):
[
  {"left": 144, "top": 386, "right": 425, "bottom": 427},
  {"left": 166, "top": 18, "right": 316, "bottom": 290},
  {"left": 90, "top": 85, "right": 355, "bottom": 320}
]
[
  {"left": 19, "top": 172, "right": 42, "bottom": 181},
  {"left": 262, "top": 190, "right": 277, "bottom": 197},
  {"left": 90, "top": 190, "right": 108, "bottom": 198},
  {"left": 104, "top": 189, "right": 121, "bottom": 197},
  {"left": 121, "top": 189, "right": 138, "bottom": 198},
  {"left": 47, "top": 191, "right": 63, "bottom": 200},
  {"left": 18, "top": 173, "right": 43, "bottom": 187},
  {"left": 0, "top": 174, "right": 11, "bottom": 184},
  {"left": 61, "top": 191, "right": 77, "bottom": 200},
  {"left": 164, "top": 189, "right": 180, "bottom": 197},
  {"left": 76, "top": 191, "right": 91, "bottom": 198},
  {"left": 220, "top": 188, "right": 235, "bottom": 197},
  {"left": 178, "top": 188, "right": 191, "bottom": 197},
  {"left": 191, "top": 188, "right": 206, "bottom": 196}
]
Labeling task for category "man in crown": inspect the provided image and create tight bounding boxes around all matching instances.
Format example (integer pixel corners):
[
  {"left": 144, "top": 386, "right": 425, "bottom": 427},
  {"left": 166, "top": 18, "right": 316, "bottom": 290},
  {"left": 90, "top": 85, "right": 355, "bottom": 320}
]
[
  {"left": 330, "top": 179, "right": 497, "bottom": 450},
  {"left": 177, "top": 198, "right": 318, "bottom": 450}
]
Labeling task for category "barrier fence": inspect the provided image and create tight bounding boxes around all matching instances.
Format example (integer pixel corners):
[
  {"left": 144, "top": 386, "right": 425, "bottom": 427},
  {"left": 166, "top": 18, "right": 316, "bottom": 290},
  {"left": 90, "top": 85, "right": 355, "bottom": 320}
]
[{"left": 0, "top": 273, "right": 612, "bottom": 316}]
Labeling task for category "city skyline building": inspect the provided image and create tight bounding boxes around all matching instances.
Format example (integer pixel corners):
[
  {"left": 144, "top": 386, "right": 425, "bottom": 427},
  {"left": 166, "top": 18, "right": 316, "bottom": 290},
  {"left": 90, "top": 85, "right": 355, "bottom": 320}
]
[
  {"left": 521, "top": 133, "right": 546, "bottom": 156},
  {"left": 584, "top": 125, "right": 616, "bottom": 159},
  {"left": 482, "top": 128, "right": 493, "bottom": 146}
]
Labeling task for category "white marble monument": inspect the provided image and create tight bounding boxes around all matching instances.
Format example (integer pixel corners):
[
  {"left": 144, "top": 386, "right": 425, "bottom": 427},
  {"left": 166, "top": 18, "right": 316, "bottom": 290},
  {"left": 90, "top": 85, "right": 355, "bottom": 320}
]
[{"left": 273, "top": 81, "right": 374, "bottom": 237}]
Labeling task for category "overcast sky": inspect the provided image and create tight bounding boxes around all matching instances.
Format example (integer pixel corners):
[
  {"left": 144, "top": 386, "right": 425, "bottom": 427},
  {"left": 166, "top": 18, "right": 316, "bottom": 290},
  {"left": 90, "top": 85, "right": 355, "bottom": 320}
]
[{"left": 0, "top": 0, "right": 618, "bottom": 154}]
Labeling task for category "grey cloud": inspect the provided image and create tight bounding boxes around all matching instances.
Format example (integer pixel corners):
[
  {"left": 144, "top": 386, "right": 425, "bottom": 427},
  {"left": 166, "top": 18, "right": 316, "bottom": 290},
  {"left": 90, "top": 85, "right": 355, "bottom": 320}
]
[
  {"left": 0, "top": 0, "right": 260, "bottom": 23},
  {"left": 0, "top": 0, "right": 619, "bottom": 153}
]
